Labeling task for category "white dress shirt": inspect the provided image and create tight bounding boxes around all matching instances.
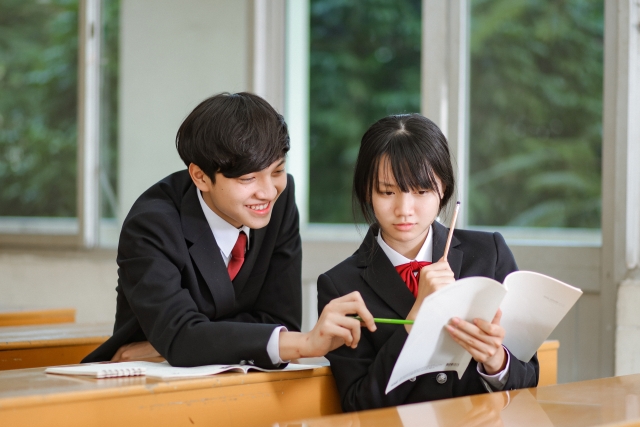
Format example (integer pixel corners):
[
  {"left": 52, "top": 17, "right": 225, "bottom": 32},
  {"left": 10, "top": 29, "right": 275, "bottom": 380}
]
[
  {"left": 376, "top": 226, "right": 510, "bottom": 390},
  {"left": 197, "top": 190, "right": 285, "bottom": 365}
]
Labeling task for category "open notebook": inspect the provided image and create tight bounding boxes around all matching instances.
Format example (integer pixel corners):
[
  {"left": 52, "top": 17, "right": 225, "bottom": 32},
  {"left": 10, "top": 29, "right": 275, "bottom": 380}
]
[
  {"left": 386, "top": 270, "right": 582, "bottom": 394},
  {"left": 45, "top": 361, "right": 322, "bottom": 380}
]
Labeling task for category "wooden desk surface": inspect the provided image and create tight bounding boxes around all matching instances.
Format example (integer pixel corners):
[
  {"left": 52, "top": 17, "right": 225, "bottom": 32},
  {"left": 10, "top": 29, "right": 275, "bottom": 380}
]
[
  {"left": 0, "top": 306, "right": 75, "bottom": 327},
  {"left": 0, "top": 362, "right": 341, "bottom": 427},
  {"left": 0, "top": 322, "right": 112, "bottom": 370},
  {"left": 273, "top": 374, "right": 640, "bottom": 427}
]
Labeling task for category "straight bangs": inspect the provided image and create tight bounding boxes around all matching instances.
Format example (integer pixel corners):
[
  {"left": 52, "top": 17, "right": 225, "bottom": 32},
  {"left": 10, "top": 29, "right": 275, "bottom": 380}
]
[
  {"left": 375, "top": 132, "right": 441, "bottom": 196},
  {"left": 353, "top": 113, "right": 455, "bottom": 226},
  {"left": 176, "top": 92, "right": 290, "bottom": 180},
  {"left": 214, "top": 95, "right": 290, "bottom": 178}
]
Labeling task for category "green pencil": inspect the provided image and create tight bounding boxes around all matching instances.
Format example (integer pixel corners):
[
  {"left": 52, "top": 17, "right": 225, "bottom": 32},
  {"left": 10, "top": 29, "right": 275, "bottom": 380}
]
[{"left": 351, "top": 315, "right": 414, "bottom": 325}]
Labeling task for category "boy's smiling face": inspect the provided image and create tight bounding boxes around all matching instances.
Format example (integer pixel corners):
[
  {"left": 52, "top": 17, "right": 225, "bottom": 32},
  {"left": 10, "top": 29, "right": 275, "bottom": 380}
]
[{"left": 190, "top": 158, "right": 287, "bottom": 229}]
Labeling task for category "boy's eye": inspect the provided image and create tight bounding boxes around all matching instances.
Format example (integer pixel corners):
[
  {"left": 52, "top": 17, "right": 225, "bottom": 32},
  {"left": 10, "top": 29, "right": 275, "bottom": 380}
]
[
  {"left": 239, "top": 177, "right": 255, "bottom": 183},
  {"left": 273, "top": 169, "right": 285, "bottom": 175}
]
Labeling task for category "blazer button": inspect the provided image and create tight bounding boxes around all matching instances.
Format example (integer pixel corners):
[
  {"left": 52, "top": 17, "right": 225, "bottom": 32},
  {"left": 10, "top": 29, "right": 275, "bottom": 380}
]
[
  {"left": 409, "top": 377, "right": 417, "bottom": 382},
  {"left": 436, "top": 373, "right": 448, "bottom": 384}
]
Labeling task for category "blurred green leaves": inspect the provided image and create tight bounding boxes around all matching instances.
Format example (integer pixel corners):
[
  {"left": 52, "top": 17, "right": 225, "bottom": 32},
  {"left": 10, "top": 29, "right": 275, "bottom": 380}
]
[
  {"left": 309, "top": 0, "right": 603, "bottom": 228},
  {"left": 0, "top": 0, "right": 78, "bottom": 217},
  {"left": 469, "top": 0, "right": 603, "bottom": 228},
  {"left": 309, "top": 0, "right": 421, "bottom": 223}
]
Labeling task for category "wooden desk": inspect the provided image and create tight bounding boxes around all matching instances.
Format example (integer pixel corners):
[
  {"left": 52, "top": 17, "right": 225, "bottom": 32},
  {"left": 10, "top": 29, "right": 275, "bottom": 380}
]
[
  {"left": 0, "top": 322, "right": 112, "bottom": 370},
  {"left": 274, "top": 373, "right": 640, "bottom": 427},
  {"left": 0, "top": 306, "right": 75, "bottom": 327},
  {"left": 0, "top": 363, "right": 341, "bottom": 427},
  {"left": 0, "top": 340, "right": 559, "bottom": 426},
  {"left": 538, "top": 339, "right": 559, "bottom": 386}
]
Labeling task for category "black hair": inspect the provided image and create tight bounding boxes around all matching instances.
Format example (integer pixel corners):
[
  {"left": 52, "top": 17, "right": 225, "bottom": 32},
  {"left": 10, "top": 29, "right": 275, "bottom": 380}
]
[
  {"left": 353, "top": 114, "right": 455, "bottom": 225},
  {"left": 176, "top": 92, "right": 290, "bottom": 181}
]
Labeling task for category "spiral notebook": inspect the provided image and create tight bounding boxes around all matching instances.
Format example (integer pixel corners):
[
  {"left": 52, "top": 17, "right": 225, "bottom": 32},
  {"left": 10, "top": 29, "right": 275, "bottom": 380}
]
[
  {"left": 45, "top": 361, "right": 322, "bottom": 379},
  {"left": 45, "top": 361, "right": 148, "bottom": 379}
]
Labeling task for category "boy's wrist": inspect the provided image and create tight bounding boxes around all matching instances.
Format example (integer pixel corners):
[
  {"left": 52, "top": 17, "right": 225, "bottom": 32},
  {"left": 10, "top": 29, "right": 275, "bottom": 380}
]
[{"left": 278, "top": 331, "right": 308, "bottom": 361}]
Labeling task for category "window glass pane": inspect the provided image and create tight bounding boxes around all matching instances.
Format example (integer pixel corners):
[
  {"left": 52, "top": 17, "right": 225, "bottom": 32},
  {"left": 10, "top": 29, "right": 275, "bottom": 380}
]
[
  {"left": 468, "top": 0, "right": 603, "bottom": 228},
  {"left": 0, "top": 0, "right": 78, "bottom": 218},
  {"left": 309, "top": 0, "right": 421, "bottom": 223}
]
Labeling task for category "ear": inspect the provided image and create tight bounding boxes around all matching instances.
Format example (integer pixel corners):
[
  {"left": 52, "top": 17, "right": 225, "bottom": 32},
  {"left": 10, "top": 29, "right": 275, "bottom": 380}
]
[{"left": 188, "top": 163, "right": 212, "bottom": 193}]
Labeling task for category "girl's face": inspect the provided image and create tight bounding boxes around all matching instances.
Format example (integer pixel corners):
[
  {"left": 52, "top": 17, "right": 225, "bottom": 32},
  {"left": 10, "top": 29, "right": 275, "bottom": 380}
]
[{"left": 371, "top": 157, "right": 443, "bottom": 259}]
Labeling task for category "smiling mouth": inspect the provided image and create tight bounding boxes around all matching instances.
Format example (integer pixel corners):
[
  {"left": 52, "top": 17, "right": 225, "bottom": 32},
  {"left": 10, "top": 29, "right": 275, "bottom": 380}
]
[{"left": 246, "top": 202, "right": 270, "bottom": 212}]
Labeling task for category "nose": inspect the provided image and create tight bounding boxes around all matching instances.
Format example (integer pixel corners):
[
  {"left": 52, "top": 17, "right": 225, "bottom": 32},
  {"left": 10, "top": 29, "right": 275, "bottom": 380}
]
[
  {"left": 255, "top": 175, "right": 278, "bottom": 201},
  {"left": 394, "top": 192, "right": 414, "bottom": 218}
]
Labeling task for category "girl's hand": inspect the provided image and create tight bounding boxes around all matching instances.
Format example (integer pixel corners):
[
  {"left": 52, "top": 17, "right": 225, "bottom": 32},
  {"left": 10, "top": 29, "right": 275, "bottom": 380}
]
[
  {"left": 446, "top": 309, "right": 507, "bottom": 375},
  {"left": 405, "top": 256, "right": 455, "bottom": 331}
]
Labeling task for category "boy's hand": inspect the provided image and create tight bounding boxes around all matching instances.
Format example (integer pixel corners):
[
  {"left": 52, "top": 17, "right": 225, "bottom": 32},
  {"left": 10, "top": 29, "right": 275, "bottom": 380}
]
[
  {"left": 111, "top": 341, "right": 161, "bottom": 362},
  {"left": 446, "top": 309, "right": 507, "bottom": 375},
  {"left": 279, "top": 291, "right": 376, "bottom": 360}
]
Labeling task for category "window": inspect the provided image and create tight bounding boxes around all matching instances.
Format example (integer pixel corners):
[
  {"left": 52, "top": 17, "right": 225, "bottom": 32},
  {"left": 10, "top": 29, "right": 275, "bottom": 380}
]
[
  {"left": 468, "top": 0, "right": 603, "bottom": 231},
  {"left": 0, "top": 0, "right": 78, "bottom": 226},
  {"left": 0, "top": 0, "right": 119, "bottom": 247},
  {"left": 308, "top": 0, "right": 422, "bottom": 223}
]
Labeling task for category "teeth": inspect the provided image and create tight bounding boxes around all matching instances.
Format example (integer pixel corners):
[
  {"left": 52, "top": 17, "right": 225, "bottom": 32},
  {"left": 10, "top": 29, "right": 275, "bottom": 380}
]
[{"left": 248, "top": 203, "right": 268, "bottom": 211}]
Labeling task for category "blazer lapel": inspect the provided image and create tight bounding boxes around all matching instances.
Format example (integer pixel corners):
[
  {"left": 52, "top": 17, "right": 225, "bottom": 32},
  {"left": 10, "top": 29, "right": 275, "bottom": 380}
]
[
  {"left": 432, "top": 221, "right": 463, "bottom": 279},
  {"left": 181, "top": 185, "right": 236, "bottom": 318},
  {"left": 358, "top": 227, "right": 416, "bottom": 319}
]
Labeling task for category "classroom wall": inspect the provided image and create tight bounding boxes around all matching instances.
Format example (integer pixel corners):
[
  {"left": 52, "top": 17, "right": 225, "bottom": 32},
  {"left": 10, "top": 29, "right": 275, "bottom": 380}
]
[
  {"left": 118, "top": 0, "right": 252, "bottom": 221},
  {"left": 616, "top": 278, "right": 640, "bottom": 374},
  {"left": 0, "top": 248, "right": 117, "bottom": 323}
]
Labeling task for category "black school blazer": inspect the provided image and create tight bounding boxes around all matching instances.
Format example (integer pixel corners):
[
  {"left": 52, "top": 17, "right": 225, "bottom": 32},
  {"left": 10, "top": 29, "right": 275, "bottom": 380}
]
[
  {"left": 83, "top": 170, "right": 302, "bottom": 368},
  {"left": 318, "top": 222, "right": 539, "bottom": 412}
]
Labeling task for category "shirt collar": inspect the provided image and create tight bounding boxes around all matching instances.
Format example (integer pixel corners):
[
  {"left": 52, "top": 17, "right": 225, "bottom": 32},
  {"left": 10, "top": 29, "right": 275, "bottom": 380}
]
[
  {"left": 376, "top": 225, "right": 433, "bottom": 267},
  {"left": 197, "top": 189, "right": 251, "bottom": 258}
]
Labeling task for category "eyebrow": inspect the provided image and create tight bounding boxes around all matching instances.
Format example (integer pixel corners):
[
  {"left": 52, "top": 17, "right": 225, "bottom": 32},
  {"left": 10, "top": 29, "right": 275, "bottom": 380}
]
[{"left": 276, "top": 159, "right": 286, "bottom": 168}]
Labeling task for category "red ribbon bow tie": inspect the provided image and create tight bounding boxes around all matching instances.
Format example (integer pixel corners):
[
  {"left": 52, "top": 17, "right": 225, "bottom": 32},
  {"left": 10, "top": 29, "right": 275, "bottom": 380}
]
[{"left": 395, "top": 261, "right": 432, "bottom": 297}]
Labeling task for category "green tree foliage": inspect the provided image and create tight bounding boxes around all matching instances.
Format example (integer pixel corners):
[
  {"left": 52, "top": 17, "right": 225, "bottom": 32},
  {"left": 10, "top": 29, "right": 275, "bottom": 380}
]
[
  {"left": 309, "top": 0, "right": 421, "bottom": 223},
  {"left": 0, "top": 0, "right": 78, "bottom": 217},
  {"left": 309, "top": 0, "right": 603, "bottom": 228},
  {"left": 468, "top": 0, "right": 603, "bottom": 227}
]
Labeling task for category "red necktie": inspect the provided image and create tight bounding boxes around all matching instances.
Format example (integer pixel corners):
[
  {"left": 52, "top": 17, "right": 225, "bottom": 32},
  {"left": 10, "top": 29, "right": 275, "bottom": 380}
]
[
  {"left": 395, "top": 261, "right": 432, "bottom": 297},
  {"left": 227, "top": 231, "right": 247, "bottom": 281}
]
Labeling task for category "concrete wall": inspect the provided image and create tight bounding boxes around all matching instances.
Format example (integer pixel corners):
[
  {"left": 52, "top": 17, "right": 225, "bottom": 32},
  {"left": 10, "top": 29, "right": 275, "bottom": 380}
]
[
  {"left": 118, "top": 0, "right": 251, "bottom": 221},
  {"left": 0, "top": 248, "right": 117, "bottom": 323}
]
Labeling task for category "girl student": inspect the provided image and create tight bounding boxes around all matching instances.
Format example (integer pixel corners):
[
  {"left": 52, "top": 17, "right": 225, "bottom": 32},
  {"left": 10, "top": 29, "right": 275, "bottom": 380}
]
[{"left": 317, "top": 114, "right": 539, "bottom": 412}]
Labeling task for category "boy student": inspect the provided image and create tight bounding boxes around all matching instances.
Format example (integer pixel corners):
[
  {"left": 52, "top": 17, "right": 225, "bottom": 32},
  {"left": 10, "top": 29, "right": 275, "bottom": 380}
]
[{"left": 83, "top": 92, "right": 375, "bottom": 367}]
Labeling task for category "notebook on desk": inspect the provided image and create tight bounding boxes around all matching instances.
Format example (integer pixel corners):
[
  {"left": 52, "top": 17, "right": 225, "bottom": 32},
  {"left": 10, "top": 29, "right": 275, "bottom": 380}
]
[{"left": 45, "top": 361, "right": 322, "bottom": 379}]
